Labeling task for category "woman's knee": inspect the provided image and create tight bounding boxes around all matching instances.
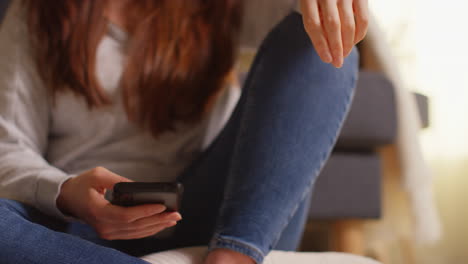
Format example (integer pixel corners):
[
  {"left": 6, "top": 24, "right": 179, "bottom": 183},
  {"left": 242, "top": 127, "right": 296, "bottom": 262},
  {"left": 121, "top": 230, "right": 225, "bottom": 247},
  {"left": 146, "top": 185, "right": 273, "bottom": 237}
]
[
  {"left": 251, "top": 12, "right": 359, "bottom": 98},
  {"left": 265, "top": 11, "right": 359, "bottom": 66}
]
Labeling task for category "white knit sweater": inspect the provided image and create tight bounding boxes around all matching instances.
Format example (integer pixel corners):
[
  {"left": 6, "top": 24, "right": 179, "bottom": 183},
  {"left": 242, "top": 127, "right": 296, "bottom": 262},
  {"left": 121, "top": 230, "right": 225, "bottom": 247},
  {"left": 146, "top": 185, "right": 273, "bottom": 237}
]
[{"left": 0, "top": 2, "right": 240, "bottom": 220}]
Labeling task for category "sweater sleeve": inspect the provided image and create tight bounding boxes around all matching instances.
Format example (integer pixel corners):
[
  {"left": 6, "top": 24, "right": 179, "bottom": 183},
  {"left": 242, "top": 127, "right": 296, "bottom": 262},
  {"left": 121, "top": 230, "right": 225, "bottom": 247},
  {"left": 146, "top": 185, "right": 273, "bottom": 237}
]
[{"left": 0, "top": 2, "right": 72, "bottom": 220}]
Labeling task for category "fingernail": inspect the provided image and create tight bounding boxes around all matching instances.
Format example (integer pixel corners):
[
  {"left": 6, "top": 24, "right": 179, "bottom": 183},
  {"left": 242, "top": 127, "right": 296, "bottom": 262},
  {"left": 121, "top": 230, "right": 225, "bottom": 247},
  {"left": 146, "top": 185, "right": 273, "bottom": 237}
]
[
  {"left": 324, "top": 52, "right": 333, "bottom": 63},
  {"left": 166, "top": 221, "right": 177, "bottom": 227},
  {"left": 333, "top": 57, "right": 343, "bottom": 68},
  {"left": 173, "top": 212, "right": 182, "bottom": 220},
  {"left": 155, "top": 205, "right": 166, "bottom": 212},
  {"left": 331, "top": 59, "right": 338, "bottom": 68},
  {"left": 166, "top": 212, "right": 182, "bottom": 220},
  {"left": 343, "top": 48, "right": 350, "bottom": 58}
]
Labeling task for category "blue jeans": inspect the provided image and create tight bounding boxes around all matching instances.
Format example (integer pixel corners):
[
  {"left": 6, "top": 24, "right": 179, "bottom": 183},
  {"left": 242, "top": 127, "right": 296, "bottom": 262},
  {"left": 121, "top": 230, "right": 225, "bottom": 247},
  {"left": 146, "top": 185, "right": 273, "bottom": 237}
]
[{"left": 0, "top": 12, "right": 358, "bottom": 264}]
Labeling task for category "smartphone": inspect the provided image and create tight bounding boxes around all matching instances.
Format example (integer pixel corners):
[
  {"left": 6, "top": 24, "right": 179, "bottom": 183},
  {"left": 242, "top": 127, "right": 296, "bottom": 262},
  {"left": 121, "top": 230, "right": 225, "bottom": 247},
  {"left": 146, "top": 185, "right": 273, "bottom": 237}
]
[{"left": 110, "top": 182, "right": 183, "bottom": 212}]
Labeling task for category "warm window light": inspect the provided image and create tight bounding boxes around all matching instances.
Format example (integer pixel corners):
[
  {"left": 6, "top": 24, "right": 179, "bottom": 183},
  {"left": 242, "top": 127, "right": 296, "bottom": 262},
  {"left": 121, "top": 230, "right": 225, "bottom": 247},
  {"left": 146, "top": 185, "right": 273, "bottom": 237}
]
[
  {"left": 371, "top": 0, "right": 468, "bottom": 161},
  {"left": 370, "top": 1, "right": 468, "bottom": 262}
]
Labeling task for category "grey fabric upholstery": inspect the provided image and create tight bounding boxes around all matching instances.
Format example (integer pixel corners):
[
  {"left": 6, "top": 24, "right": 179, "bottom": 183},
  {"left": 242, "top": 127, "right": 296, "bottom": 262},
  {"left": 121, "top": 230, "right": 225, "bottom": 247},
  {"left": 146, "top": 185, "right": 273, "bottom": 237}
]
[
  {"left": 334, "top": 70, "right": 429, "bottom": 150},
  {"left": 309, "top": 152, "right": 381, "bottom": 219},
  {"left": 309, "top": 73, "right": 431, "bottom": 220},
  {"left": 0, "top": 0, "right": 9, "bottom": 24},
  {"left": 336, "top": 71, "right": 397, "bottom": 150},
  {"left": 309, "top": 72, "right": 395, "bottom": 219},
  {"left": 415, "top": 93, "right": 429, "bottom": 128}
]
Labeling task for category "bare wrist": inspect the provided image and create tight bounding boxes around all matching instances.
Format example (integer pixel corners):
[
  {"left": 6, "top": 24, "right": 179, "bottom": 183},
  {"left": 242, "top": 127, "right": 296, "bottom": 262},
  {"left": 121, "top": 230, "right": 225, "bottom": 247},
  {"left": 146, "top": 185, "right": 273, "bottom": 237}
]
[{"left": 56, "top": 177, "right": 74, "bottom": 216}]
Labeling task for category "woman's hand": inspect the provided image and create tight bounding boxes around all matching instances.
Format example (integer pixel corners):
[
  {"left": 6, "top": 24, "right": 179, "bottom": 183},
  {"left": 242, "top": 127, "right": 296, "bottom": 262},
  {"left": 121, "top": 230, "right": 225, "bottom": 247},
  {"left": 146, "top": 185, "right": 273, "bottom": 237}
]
[
  {"left": 300, "top": 0, "right": 369, "bottom": 68},
  {"left": 57, "top": 167, "right": 182, "bottom": 240}
]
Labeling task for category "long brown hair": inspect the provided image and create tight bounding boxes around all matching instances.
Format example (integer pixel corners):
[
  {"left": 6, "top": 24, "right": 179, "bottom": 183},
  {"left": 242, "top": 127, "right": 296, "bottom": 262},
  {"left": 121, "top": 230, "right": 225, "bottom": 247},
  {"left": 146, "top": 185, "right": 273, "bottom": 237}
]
[{"left": 22, "top": 0, "right": 243, "bottom": 137}]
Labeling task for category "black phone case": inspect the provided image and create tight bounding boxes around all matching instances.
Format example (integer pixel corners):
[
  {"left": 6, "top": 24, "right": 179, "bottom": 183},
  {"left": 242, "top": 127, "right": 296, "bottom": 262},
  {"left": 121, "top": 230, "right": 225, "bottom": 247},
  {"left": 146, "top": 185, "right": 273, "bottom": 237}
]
[{"left": 111, "top": 182, "right": 183, "bottom": 211}]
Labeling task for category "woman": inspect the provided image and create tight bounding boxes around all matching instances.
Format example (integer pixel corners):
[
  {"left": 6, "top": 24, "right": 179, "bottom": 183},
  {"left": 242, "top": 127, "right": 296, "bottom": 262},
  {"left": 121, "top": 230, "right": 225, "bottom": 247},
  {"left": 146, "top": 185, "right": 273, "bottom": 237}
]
[{"left": 0, "top": 0, "right": 368, "bottom": 263}]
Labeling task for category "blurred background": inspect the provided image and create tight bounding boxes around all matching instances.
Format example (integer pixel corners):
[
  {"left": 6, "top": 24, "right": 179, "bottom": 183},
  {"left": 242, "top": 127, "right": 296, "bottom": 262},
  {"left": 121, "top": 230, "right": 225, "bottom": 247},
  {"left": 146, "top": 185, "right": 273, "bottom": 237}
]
[{"left": 370, "top": 0, "right": 468, "bottom": 263}]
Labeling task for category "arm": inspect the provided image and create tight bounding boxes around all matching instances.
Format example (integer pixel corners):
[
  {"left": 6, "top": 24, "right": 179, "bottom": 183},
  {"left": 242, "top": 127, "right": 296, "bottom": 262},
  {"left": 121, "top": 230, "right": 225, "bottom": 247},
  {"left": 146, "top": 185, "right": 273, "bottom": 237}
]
[
  {"left": 0, "top": 2, "right": 71, "bottom": 219},
  {"left": 1, "top": 2, "right": 182, "bottom": 238}
]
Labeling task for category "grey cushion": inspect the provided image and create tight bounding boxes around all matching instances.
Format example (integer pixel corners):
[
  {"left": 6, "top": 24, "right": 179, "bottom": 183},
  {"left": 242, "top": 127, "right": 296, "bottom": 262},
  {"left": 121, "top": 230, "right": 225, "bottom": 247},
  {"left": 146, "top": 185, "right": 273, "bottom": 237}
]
[
  {"left": 335, "top": 71, "right": 397, "bottom": 150},
  {"left": 0, "top": 0, "right": 10, "bottom": 24},
  {"left": 336, "top": 71, "right": 430, "bottom": 150},
  {"left": 309, "top": 152, "right": 381, "bottom": 219},
  {"left": 415, "top": 93, "right": 429, "bottom": 129}
]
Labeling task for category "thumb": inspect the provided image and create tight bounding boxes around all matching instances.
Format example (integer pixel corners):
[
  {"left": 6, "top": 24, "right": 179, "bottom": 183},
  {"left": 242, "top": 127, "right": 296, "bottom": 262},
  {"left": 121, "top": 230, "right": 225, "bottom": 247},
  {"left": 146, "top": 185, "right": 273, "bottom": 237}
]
[{"left": 90, "top": 167, "right": 132, "bottom": 190}]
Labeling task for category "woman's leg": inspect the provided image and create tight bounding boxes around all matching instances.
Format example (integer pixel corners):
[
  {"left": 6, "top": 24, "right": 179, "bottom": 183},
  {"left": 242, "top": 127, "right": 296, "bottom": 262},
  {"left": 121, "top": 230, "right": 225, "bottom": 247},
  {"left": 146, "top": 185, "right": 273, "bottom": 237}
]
[
  {"left": 173, "top": 12, "right": 359, "bottom": 263},
  {"left": 0, "top": 198, "right": 148, "bottom": 264}
]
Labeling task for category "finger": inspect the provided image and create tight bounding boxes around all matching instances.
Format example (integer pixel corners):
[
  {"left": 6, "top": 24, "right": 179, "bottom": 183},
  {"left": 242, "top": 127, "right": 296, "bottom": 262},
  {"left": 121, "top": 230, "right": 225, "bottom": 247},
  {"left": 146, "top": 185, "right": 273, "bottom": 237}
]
[
  {"left": 95, "top": 202, "right": 167, "bottom": 224},
  {"left": 338, "top": 0, "right": 356, "bottom": 57},
  {"left": 320, "top": 0, "right": 343, "bottom": 68},
  {"left": 128, "top": 211, "right": 182, "bottom": 229},
  {"left": 301, "top": 0, "right": 332, "bottom": 63},
  {"left": 353, "top": 0, "right": 369, "bottom": 43},
  {"left": 96, "top": 217, "right": 177, "bottom": 238},
  {"left": 104, "top": 222, "right": 177, "bottom": 240},
  {"left": 106, "top": 211, "right": 181, "bottom": 231}
]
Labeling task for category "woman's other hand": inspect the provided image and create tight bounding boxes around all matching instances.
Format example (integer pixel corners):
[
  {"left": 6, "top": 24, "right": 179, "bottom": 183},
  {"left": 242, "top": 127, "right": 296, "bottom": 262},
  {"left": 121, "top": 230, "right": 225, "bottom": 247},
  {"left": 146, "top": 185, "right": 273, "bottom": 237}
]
[
  {"left": 56, "top": 167, "right": 182, "bottom": 240},
  {"left": 300, "top": 0, "right": 369, "bottom": 68}
]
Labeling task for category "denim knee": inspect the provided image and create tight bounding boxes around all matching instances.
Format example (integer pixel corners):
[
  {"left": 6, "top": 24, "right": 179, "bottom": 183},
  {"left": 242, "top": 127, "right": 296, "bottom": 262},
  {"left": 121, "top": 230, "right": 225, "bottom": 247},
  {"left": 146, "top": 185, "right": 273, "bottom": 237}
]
[
  {"left": 266, "top": 11, "right": 359, "bottom": 74},
  {"left": 0, "top": 198, "right": 19, "bottom": 227},
  {"left": 0, "top": 198, "right": 22, "bottom": 210},
  {"left": 0, "top": 198, "right": 27, "bottom": 218},
  {"left": 246, "top": 12, "right": 359, "bottom": 106}
]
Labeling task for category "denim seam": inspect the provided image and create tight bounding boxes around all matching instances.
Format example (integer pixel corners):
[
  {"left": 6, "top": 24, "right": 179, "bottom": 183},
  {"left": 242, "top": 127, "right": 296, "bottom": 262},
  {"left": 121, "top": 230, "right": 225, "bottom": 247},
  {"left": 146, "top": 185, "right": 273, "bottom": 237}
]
[
  {"left": 210, "top": 13, "right": 276, "bottom": 248},
  {"left": 209, "top": 235, "right": 265, "bottom": 263},
  {"left": 268, "top": 59, "right": 358, "bottom": 249},
  {"left": 211, "top": 13, "right": 359, "bottom": 259},
  {"left": 269, "top": 176, "right": 317, "bottom": 249},
  {"left": 220, "top": 17, "right": 275, "bottom": 204}
]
